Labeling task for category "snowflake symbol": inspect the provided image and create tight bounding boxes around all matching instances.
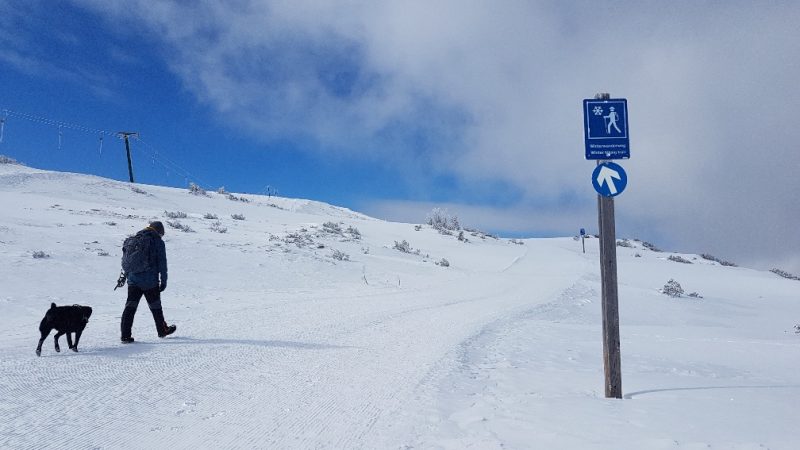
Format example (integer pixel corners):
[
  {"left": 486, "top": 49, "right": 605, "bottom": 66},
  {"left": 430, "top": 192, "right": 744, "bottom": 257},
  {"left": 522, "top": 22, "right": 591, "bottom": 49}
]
[{"left": 592, "top": 106, "right": 604, "bottom": 116}]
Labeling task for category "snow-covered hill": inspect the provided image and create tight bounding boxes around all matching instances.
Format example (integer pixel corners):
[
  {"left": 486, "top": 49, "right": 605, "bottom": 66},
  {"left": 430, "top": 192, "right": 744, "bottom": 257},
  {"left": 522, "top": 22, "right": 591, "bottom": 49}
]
[{"left": 1, "top": 161, "right": 798, "bottom": 449}]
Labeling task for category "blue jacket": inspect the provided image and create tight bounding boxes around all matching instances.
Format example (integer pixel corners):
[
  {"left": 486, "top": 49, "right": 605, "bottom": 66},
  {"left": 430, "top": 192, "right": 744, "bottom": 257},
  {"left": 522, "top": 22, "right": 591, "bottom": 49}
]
[{"left": 126, "top": 228, "right": 168, "bottom": 290}]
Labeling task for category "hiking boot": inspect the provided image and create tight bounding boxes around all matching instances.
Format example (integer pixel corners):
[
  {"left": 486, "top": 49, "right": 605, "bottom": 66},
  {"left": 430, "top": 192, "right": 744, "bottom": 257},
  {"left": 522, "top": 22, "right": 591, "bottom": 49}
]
[
  {"left": 159, "top": 323, "right": 176, "bottom": 338},
  {"left": 121, "top": 337, "right": 135, "bottom": 343}
]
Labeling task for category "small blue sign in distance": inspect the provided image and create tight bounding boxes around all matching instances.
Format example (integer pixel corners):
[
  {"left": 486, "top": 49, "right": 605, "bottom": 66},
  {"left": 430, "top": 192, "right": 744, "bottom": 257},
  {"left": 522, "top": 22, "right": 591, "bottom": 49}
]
[
  {"left": 592, "top": 162, "right": 628, "bottom": 197},
  {"left": 580, "top": 228, "right": 586, "bottom": 236},
  {"left": 584, "top": 98, "right": 630, "bottom": 160}
]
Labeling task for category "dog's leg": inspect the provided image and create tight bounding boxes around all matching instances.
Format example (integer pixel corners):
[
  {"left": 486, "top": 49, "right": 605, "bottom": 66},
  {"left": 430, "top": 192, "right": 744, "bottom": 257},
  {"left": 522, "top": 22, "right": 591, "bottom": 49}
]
[
  {"left": 36, "top": 329, "right": 50, "bottom": 357},
  {"left": 71, "top": 329, "right": 83, "bottom": 352},
  {"left": 53, "top": 331, "right": 65, "bottom": 353},
  {"left": 66, "top": 332, "right": 74, "bottom": 350}
]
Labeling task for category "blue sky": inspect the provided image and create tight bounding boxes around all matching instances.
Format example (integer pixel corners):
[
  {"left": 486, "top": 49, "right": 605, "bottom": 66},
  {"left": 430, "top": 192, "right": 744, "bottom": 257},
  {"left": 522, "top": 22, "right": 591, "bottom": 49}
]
[{"left": 2, "top": 1, "right": 799, "bottom": 273}]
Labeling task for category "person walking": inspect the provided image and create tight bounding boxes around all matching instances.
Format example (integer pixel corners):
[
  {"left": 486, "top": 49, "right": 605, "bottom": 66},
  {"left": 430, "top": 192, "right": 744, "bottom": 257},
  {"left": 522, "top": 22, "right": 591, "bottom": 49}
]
[{"left": 119, "top": 221, "right": 176, "bottom": 343}]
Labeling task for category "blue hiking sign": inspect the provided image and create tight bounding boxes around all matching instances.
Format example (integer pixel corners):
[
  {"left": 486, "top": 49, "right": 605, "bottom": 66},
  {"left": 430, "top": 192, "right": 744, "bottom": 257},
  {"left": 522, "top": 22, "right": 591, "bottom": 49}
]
[{"left": 583, "top": 98, "right": 630, "bottom": 160}]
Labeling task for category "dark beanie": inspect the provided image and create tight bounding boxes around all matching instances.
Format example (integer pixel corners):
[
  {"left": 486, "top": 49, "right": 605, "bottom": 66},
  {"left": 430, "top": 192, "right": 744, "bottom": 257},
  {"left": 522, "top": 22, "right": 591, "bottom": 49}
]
[{"left": 149, "top": 221, "right": 165, "bottom": 236}]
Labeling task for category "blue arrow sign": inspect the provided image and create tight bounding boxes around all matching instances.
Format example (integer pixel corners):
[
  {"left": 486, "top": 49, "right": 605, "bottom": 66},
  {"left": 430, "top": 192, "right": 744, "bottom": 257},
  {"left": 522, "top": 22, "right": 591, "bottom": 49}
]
[
  {"left": 584, "top": 98, "right": 630, "bottom": 160},
  {"left": 592, "top": 162, "right": 627, "bottom": 197}
]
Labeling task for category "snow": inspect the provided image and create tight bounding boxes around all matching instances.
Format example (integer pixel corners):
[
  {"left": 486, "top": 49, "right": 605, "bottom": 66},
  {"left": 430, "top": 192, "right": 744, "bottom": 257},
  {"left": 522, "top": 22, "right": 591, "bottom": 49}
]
[{"left": 1, "top": 162, "right": 798, "bottom": 449}]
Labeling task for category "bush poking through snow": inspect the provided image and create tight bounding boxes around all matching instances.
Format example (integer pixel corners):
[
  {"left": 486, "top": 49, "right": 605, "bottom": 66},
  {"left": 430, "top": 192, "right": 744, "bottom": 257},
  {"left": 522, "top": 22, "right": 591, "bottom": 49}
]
[
  {"left": 166, "top": 220, "right": 195, "bottom": 233},
  {"left": 217, "top": 186, "right": 227, "bottom": 195},
  {"left": 323, "top": 222, "right": 342, "bottom": 234},
  {"left": 346, "top": 226, "right": 361, "bottom": 240},
  {"left": 701, "top": 253, "right": 738, "bottom": 267},
  {"left": 393, "top": 240, "right": 412, "bottom": 253},
  {"left": 131, "top": 186, "right": 148, "bottom": 195},
  {"left": 617, "top": 239, "right": 634, "bottom": 248},
  {"left": 231, "top": 214, "right": 245, "bottom": 221},
  {"left": 637, "top": 239, "right": 662, "bottom": 252},
  {"left": 509, "top": 238, "right": 524, "bottom": 245},
  {"left": 331, "top": 249, "right": 350, "bottom": 261},
  {"left": 436, "top": 258, "right": 450, "bottom": 267},
  {"left": 209, "top": 221, "right": 227, "bottom": 233},
  {"left": 0, "top": 154, "right": 20, "bottom": 164},
  {"left": 204, "top": 213, "right": 218, "bottom": 220},
  {"left": 227, "top": 193, "right": 250, "bottom": 203},
  {"left": 164, "top": 210, "right": 188, "bottom": 219},
  {"left": 426, "top": 208, "right": 460, "bottom": 234},
  {"left": 661, "top": 279, "right": 684, "bottom": 297},
  {"left": 32, "top": 251, "right": 50, "bottom": 259},
  {"left": 668, "top": 255, "right": 693, "bottom": 264},
  {"left": 188, "top": 182, "right": 207, "bottom": 196},
  {"left": 770, "top": 268, "right": 800, "bottom": 281}
]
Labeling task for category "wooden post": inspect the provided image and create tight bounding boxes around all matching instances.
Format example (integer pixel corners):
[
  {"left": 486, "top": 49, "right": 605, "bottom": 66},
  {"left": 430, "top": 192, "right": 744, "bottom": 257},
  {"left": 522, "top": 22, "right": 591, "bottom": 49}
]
[
  {"left": 595, "top": 93, "right": 622, "bottom": 399},
  {"left": 117, "top": 131, "right": 138, "bottom": 183}
]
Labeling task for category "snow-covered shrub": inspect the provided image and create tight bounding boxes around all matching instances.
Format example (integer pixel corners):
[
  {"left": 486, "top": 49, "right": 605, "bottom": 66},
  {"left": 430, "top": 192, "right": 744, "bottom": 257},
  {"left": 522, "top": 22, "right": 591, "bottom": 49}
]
[
  {"left": 466, "top": 228, "right": 498, "bottom": 240},
  {"left": 688, "top": 292, "right": 703, "bottom": 299},
  {"left": 164, "top": 210, "right": 188, "bottom": 219},
  {"left": 209, "top": 221, "right": 227, "bottom": 233},
  {"left": 131, "top": 186, "right": 148, "bottom": 195},
  {"left": 635, "top": 253, "right": 642, "bottom": 258},
  {"left": 323, "top": 222, "right": 342, "bottom": 235},
  {"left": 166, "top": 220, "right": 194, "bottom": 233},
  {"left": 617, "top": 239, "right": 634, "bottom": 248},
  {"left": 701, "top": 253, "right": 738, "bottom": 267},
  {"left": 227, "top": 193, "right": 249, "bottom": 203},
  {"left": 204, "top": 213, "right": 218, "bottom": 220},
  {"left": 331, "top": 249, "right": 350, "bottom": 261},
  {"left": 97, "top": 251, "right": 110, "bottom": 256},
  {"left": 231, "top": 214, "right": 245, "bottom": 221},
  {"left": 346, "top": 226, "right": 361, "bottom": 240},
  {"left": 414, "top": 225, "right": 422, "bottom": 231},
  {"left": 661, "top": 279, "right": 684, "bottom": 298},
  {"left": 188, "top": 182, "right": 207, "bottom": 196},
  {"left": 104, "top": 221, "right": 117, "bottom": 226},
  {"left": 436, "top": 258, "right": 450, "bottom": 267},
  {"left": 770, "top": 268, "right": 800, "bottom": 281},
  {"left": 794, "top": 324, "right": 800, "bottom": 334},
  {"left": 637, "top": 239, "right": 662, "bottom": 252},
  {"left": 393, "top": 240, "right": 412, "bottom": 253},
  {"left": 426, "top": 208, "right": 460, "bottom": 233},
  {"left": 509, "top": 238, "right": 524, "bottom": 245},
  {"left": 217, "top": 186, "right": 227, "bottom": 195},
  {"left": 0, "top": 155, "right": 19, "bottom": 164},
  {"left": 32, "top": 251, "right": 50, "bottom": 259},
  {"left": 668, "top": 255, "right": 693, "bottom": 264},
  {"left": 284, "top": 232, "right": 315, "bottom": 248},
  {"left": 457, "top": 231, "right": 468, "bottom": 242}
]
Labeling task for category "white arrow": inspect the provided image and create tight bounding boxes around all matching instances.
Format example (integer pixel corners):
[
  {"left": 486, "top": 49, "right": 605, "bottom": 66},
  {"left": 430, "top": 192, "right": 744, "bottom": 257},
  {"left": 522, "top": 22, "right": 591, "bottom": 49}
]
[{"left": 597, "top": 165, "right": 621, "bottom": 195}]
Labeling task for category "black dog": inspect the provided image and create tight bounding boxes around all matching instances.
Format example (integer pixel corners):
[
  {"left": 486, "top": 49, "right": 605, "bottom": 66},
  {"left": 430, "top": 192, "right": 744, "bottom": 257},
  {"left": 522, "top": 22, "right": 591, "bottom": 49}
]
[{"left": 36, "top": 303, "right": 92, "bottom": 356}]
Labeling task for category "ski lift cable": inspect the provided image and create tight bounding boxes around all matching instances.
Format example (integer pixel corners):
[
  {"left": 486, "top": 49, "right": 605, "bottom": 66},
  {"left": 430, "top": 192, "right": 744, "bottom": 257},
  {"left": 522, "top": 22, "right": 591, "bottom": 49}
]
[{"left": 0, "top": 107, "right": 209, "bottom": 189}]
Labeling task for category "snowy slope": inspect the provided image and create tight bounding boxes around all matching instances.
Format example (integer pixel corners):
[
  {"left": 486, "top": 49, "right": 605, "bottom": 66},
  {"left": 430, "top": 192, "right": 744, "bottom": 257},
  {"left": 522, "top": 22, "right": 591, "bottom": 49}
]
[{"left": 0, "top": 162, "right": 798, "bottom": 449}]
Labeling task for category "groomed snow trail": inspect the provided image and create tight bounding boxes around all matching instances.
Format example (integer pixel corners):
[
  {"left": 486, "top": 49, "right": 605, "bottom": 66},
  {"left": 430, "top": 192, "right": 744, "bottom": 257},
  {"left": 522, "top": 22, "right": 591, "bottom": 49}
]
[
  {"left": 0, "top": 164, "right": 591, "bottom": 449},
  {"left": 1, "top": 241, "right": 584, "bottom": 449}
]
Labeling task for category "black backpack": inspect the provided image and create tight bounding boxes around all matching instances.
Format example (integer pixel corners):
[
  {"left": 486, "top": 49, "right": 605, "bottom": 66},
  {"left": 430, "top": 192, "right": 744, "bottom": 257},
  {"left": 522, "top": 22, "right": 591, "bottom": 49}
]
[{"left": 121, "top": 230, "right": 155, "bottom": 274}]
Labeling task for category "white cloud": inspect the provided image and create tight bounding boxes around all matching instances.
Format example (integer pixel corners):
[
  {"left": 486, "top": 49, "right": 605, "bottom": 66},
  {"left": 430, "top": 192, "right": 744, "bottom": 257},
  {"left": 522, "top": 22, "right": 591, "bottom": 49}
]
[{"left": 77, "top": 0, "right": 800, "bottom": 271}]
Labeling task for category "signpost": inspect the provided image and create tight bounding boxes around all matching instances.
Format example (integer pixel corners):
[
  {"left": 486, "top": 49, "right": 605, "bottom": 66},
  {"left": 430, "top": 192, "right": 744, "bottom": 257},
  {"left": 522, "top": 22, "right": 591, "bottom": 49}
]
[
  {"left": 580, "top": 228, "right": 586, "bottom": 253},
  {"left": 584, "top": 98, "right": 629, "bottom": 160},
  {"left": 584, "top": 93, "right": 627, "bottom": 399}
]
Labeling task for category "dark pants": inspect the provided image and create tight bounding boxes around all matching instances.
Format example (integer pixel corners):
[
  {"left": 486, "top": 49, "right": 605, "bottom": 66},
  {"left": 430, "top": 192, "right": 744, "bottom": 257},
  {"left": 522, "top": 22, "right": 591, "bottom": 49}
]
[{"left": 121, "top": 285, "right": 167, "bottom": 338}]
